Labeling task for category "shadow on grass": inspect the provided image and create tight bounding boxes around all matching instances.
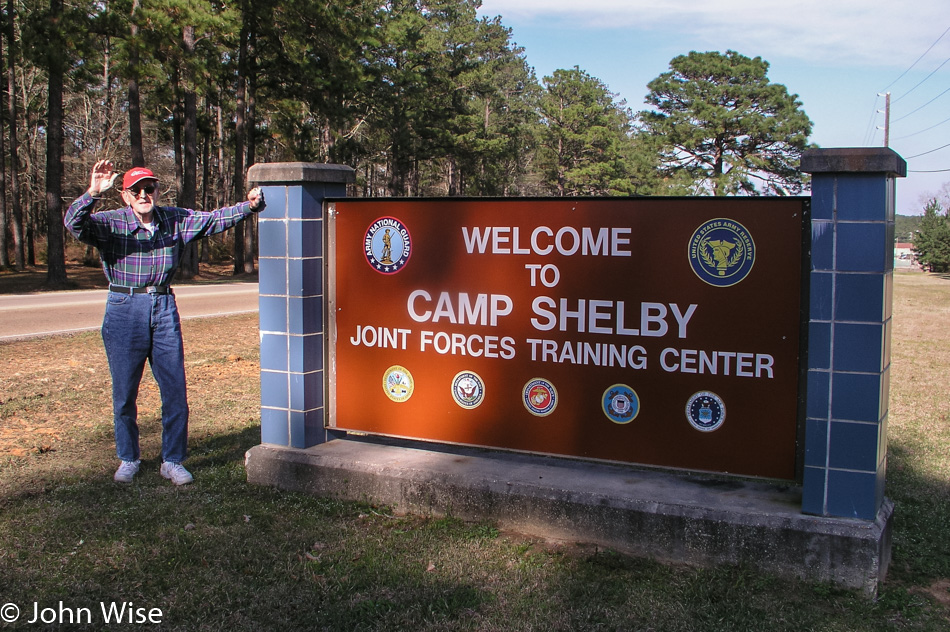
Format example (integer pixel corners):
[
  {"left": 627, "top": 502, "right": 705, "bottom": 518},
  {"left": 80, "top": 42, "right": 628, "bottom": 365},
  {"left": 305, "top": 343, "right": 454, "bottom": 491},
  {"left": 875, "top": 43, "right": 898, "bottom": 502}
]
[
  {"left": 187, "top": 423, "right": 262, "bottom": 469},
  {"left": 884, "top": 440, "right": 950, "bottom": 585}
]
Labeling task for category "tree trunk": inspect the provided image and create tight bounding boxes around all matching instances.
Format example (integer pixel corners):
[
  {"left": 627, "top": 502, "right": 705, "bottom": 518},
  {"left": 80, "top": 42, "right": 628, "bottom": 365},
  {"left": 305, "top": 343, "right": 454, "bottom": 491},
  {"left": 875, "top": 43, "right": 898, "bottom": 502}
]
[
  {"left": 128, "top": 0, "right": 144, "bottom": 167},
  {"left": 388, "top": 91, "right": 406, "bottom": 195},
  {"left": 0, "top": 21, "right": 8, "bottom": 268},
  {"left": 556, "top": 136, "right": 565, "bottom": 197},
  {"left": 713, "top": 141, "right": 725, "bottom": 196},
  {"left": 178, "top": 25, "right": 199, "bottom": 279},
  {"left": 216, "top": 105, "right": 227, "bottom": 208},
  {"left": 27, "top": 210, "right": 34, "bottom": 266},
  {"left": 6, "top": 0, "right": 23, "bottom": 270},
  {"left": 83, "top": 243, "right": 98, "bottom": 266},
  {"left": 45, "top": 0, "right": 67, "bottom": 287},
  {"left": 173, "top": 99, "right": 183, "bottom": 193},
  {"left": 200, "top": 125, "right": 211, "bottom": 263},
  {"left": 100, "top": 22, "right": 112, "bottom": 152},
  {"left": 231, "top": 9, "right": 248, "bottom": 274},
  {"left": 447, "top": 156, "right": 457, "bottom": 196},
  {"left": 200, "top": 121, "right": 210, "bottom": 211},
  {"left": 243, "top": 23, "right": 257, "bottom": 273}
]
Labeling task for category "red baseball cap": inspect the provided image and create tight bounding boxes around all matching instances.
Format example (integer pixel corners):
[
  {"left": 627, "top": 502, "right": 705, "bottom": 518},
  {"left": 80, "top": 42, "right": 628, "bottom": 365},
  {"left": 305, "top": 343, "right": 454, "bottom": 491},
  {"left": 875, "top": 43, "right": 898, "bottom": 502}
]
[{"left": 123, "top": 167, "right": 158, "bottom": 190}]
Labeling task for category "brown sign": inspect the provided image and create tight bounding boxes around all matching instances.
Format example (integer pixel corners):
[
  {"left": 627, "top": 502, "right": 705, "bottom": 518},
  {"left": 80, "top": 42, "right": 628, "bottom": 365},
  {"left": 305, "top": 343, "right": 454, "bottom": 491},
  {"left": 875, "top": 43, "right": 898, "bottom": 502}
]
[{"left": 328, "top": 198, "right": 807, "bottom": 480}]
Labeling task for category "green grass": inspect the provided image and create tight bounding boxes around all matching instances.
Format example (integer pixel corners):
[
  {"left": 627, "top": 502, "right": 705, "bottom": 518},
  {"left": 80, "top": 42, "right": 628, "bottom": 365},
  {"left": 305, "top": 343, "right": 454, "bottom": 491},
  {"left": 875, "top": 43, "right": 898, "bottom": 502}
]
[
  {"left": 4, "top": 464, "right": 942, "bottom": 632},
  {"left": 0, "top": 275, "right": 949, "bottom": 631}
]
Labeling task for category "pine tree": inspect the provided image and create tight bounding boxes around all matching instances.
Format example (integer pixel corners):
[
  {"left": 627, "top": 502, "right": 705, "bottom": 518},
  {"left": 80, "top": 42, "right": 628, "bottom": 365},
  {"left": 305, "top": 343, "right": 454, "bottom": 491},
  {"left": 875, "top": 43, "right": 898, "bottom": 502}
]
[
  {"left": 641, "top": 50, "right": 812, "bottom": 196},
  {"left": 452, "top": 15, "right": 539, "bottom": 196},
  {"left": 536, "top": 67, "right": 644, "bottom": 197},
  {"left": 913, "top": 199, "right": 950, "bottom": 273}
]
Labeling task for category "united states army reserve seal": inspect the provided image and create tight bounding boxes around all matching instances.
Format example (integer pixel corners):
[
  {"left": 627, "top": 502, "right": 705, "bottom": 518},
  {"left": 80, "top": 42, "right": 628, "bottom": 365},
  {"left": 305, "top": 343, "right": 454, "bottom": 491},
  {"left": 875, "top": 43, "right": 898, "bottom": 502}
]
[
  {"left": 688, "top": 218, "right": 755, "bottom": 287},
  {"left": 364, "top": 216, "right": 412, "bottom": 274},
  {"left": 383, "top": 365, "right": 414, "bottom": 403}
]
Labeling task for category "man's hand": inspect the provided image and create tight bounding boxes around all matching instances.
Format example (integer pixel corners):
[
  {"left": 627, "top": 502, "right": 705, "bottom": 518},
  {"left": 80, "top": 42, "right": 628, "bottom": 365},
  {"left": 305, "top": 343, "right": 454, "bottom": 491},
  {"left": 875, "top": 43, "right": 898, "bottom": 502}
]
[
  {"left": 89, "top": 160, "right": 119, "bottom": 197},
  {"left": 248, "top": 187, "right": 265, "bottom": 211}
]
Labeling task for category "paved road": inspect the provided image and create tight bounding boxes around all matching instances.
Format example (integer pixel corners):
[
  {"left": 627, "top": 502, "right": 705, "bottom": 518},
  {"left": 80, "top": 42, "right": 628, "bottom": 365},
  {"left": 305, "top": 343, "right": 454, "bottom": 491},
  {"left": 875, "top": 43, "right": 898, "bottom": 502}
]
[{"left": 0, "top": 283, "right": 259, "bottom": 341}]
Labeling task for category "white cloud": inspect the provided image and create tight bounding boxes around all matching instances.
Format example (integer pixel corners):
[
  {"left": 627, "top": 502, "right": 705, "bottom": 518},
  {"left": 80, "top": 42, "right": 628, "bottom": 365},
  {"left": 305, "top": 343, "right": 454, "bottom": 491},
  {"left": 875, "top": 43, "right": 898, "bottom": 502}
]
[{"left": 478, "top": 0, "right": 950, "bottom": 67}]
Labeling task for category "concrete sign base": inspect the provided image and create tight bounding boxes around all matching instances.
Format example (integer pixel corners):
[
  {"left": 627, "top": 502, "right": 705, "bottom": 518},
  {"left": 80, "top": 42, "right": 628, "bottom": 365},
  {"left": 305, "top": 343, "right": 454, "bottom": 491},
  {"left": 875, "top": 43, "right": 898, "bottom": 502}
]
[{"left": 246, "top": 437, "right": 892, "bottom": 596}]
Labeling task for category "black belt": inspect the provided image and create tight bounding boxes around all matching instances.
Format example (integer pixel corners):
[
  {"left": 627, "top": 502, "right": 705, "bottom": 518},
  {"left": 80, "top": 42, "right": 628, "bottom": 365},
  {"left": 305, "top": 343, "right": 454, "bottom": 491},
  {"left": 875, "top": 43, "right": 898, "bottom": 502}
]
[{"left": 109, "top": 284, "right": 173, "bottom": 295}]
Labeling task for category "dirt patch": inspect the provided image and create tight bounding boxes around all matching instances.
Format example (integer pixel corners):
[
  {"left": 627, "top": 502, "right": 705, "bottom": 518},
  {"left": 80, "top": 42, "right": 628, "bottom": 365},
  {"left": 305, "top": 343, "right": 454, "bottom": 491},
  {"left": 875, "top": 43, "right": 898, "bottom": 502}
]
[
  {"left": 917, "top": 578, "right": 950, "bottom": 609},
  {"left": 0, "top": 314, "right": 260, "bottom": 478}
]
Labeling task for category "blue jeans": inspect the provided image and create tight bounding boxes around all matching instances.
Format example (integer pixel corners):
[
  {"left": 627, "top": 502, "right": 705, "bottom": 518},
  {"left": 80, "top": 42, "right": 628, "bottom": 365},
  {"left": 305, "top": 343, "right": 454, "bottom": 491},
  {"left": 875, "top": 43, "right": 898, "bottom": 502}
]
[{"left": 102, "top": 291, "right": 189, "bottom": 463}]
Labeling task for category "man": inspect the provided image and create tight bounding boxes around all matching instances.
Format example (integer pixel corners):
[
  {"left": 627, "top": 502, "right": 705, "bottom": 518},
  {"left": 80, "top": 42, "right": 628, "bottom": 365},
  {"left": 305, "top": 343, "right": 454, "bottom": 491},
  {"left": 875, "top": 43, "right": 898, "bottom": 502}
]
[{"left": 64, "top": 159, "right": 265, "bottom": 485}]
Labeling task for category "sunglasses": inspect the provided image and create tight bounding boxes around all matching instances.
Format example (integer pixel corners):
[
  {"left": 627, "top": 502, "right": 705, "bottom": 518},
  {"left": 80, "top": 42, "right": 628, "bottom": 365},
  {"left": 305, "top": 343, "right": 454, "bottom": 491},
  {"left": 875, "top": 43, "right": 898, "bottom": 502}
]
[{"left": 127, "top": 184, "right": 157, "bottom": 196}]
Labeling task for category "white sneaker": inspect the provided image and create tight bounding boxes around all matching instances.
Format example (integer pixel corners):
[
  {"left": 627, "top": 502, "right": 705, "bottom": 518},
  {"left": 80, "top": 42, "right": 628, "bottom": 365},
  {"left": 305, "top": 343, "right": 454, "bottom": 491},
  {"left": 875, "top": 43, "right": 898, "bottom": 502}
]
[
  {"left": 114, "top": 460, "right": 140, "bottom": 483},
  {"left": 160, "top": 461, "right": 194, "bottom": 486}
]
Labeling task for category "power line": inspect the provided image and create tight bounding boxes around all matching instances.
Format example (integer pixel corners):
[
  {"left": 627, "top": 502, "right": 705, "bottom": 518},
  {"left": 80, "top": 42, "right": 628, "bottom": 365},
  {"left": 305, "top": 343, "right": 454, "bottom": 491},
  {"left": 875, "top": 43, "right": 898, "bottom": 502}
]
[
  {"left": 869, "top": 26, "right": 950, "bottom": 149},
  {"left": 891, "top": 54, "right": 950, "bottom": 105},
  {"left": 893, "top": 85, "right": 950, "bottom": 123},
  {"left": 904, "top": 142, "right": 950, "bottom": 159},
  {"left": 893, "top": 114, "right": 950, "bottom": 140},
  {"left": 909, "top": 168, "right": 950, "bottom": 173},
  {"left": 881, "top": 25, "right": 950, "bottom": 93}
]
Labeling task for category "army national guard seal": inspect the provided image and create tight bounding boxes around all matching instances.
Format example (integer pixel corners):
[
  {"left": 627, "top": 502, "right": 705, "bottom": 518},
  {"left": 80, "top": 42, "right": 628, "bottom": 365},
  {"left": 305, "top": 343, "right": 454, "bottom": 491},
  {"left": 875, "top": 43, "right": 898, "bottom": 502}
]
[
  {"left": 688, "top": 218, "right": 755, "bottom": 287},
  {"left": 364, "top": 216, "right": 412, "bottom": 274}
]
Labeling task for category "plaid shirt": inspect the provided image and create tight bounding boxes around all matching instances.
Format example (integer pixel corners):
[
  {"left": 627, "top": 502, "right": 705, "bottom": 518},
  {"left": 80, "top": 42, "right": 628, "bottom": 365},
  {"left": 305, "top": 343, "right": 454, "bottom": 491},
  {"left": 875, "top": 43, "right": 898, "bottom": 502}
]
[{"left": 65, "top": 192, "right": 257, "bottom": 287}]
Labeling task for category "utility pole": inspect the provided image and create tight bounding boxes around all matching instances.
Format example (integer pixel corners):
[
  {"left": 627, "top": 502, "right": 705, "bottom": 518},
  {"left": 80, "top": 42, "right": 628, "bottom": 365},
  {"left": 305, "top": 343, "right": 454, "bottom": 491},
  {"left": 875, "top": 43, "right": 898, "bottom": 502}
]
[{"left": 876, "top": 92, "right": 891, "bottom": 147}]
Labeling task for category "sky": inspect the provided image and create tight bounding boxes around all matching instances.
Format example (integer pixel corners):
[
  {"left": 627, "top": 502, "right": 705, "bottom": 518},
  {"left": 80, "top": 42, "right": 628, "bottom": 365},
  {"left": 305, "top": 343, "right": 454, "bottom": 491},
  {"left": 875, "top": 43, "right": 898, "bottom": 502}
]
[{"left": 476, "top": 0, "right": 950, "bottom": 215}]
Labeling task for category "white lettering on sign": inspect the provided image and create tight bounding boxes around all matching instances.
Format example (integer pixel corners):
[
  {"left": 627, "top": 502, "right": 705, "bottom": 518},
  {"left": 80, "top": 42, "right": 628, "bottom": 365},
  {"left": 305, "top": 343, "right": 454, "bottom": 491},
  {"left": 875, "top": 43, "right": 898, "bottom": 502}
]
[
  {"left": 659, "top": 348, "right": 774, "bottom": 378},
  {"left": 462, "top": 226, "right": 632, "bottom": 257},
  {"left": 349, "top": 325, "right": 412, "bottom": 349},
  {"left": 530, "top": 298, "right": 697, "bottom": 338},
  {"left": 526, "top": 338, "right": 648, "bottom": 368},
  {"left": 525, "top": 263, "right": 560, "bottom": 287},
  {"left": 408, "top": 290, "right": 513, "bottom": 326},
  {"left": 420, "top": 330, "right": 516, "bottom": 359}
]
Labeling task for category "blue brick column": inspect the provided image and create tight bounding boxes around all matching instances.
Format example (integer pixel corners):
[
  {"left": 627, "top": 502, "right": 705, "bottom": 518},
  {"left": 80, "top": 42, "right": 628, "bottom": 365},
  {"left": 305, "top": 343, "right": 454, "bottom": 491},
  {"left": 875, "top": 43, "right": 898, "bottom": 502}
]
[
  {"left": 247, "top": 163, "right": 355, "bottom": 448},
  {"left": 801, "top": 148, "right": 906, "bottom": 520}
]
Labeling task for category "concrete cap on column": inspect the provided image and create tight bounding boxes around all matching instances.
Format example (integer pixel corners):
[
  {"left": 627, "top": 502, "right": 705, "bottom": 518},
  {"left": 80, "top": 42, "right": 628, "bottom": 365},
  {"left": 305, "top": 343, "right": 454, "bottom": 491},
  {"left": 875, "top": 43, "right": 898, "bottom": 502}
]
[
  {"left": 248, "top": 162, "right": 356, "bottom": 185},
  {"left": 801, "top": 148, "right": 906, "bottom": 177}
]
